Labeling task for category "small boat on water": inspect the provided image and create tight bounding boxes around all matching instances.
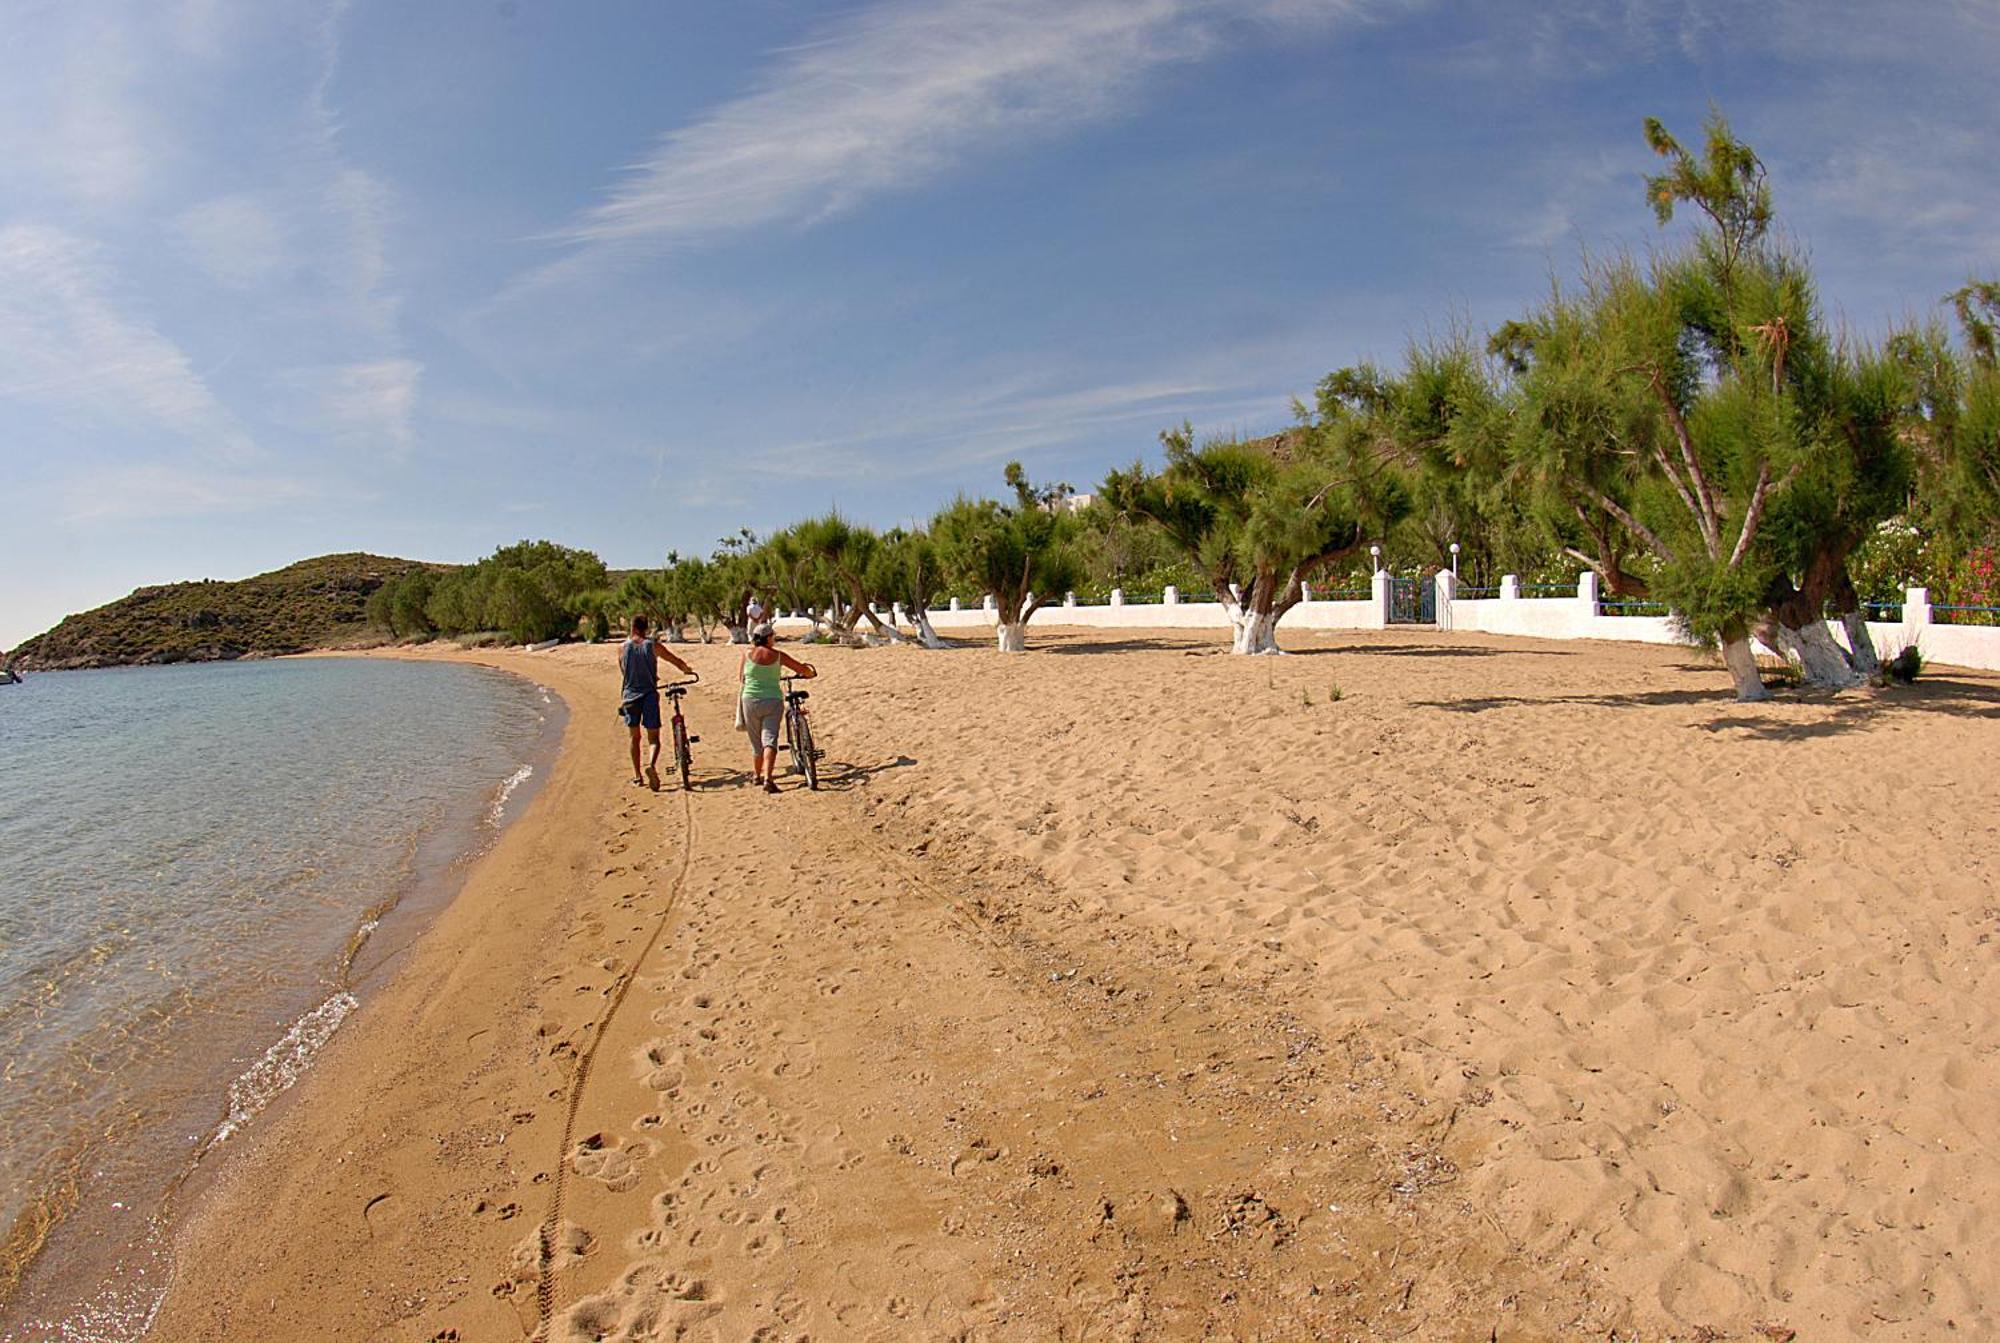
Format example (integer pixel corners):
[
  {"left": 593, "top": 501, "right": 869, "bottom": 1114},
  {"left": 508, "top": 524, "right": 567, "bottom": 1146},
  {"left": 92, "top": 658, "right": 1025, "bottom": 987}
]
[{"left": 0, "top": 670, "right": 20, "bottom": 686}]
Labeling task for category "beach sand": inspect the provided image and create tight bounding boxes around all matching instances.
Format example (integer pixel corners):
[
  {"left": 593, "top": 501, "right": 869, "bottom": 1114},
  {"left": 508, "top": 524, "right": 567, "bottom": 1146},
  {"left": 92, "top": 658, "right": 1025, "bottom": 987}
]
[{"left": 144, "top": 629, "right": 2000, "bottom": 1341}]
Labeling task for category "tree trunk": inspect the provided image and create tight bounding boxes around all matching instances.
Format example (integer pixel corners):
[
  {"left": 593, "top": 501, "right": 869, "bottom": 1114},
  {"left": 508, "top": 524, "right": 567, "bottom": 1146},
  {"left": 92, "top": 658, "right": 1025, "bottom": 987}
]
[
  {"left": 1778, "top": 618, "right": 1867, "bottom": 689},
  {"left": 857, "top": 604, "right": 907, "bottom": 644},
  {"left": 1720, "top": 630, "right": 1770, "bottom": 702},
  {"left": 1230, "top": 610, "right": 1281, "bottom": 654},
  {"left": 1831, "top": 570, "right": 1880, "bottom": 677},
  {"left": 913, "top": 608, "right": 946, "bottom": 649},
  {"left": 1223, "top": 574, "right": 1284, "bottom": 655},
  {"left": 663, "top": 621, "right": 687, "bottom": 643},
  {"left": 1839, "top": 609, "right": 1880, "bottom": 676},
  {"left": 995, "top": 622, "right": 1026, "bottom": 653}
]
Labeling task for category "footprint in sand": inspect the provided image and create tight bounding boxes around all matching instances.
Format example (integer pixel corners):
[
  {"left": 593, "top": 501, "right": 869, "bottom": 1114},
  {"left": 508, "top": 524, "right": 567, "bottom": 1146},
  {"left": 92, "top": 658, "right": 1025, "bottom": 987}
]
[
  {"left": 512, "top": 1221, "right": 595, "bottom": 1273},
  {"left": 636, "top": 1040, "right": 685, "bottom": 1092},
  {"left": 362, "top": 1191, "right": 405, "bottom": 1239},
  {"left": 570, "top": 1133, "right": 654, "bottom": 1193}
]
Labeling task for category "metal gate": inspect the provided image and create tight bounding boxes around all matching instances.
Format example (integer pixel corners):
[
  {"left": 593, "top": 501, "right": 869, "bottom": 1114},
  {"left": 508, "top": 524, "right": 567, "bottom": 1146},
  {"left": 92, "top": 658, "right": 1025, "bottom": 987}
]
[{"left": 1388, "top": 575, "right": 1435, "bottom": 624}]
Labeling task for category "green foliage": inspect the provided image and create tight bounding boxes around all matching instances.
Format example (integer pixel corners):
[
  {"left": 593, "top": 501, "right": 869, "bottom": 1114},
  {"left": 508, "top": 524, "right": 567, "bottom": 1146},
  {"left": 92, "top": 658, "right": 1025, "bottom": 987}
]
[
  {"left": 1948, "top": 280, "right": 2000, "bottom": 368},
  {"left": 1102, "top": 419, "right": 1383, "bottom": 623},
  {"left": 931, "top": 463, "right": 1082, "bottom": 634},
  {"left": 1652, "top": 555, "right": 1771, "bottom": 644},
  {"left": 868, "top": 527, "right": 946, "bottom": 612},
  {"left": 363, "top": 539, "right": 609, "bottom": 645},
  {"left": 1880, "top": 642, "right": 1924, "bottom": 685},
  {"left": 1643, "top": 108, "right": 1771, "bottom": 293}
]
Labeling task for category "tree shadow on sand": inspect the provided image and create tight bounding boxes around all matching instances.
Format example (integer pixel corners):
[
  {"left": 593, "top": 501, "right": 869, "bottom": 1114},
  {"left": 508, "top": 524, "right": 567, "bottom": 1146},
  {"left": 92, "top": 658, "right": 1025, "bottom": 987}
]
[
  {"left": 1415, "top": 675, "right": 2000, "bottom": 736},
  {"left": 1295, "top": 642, "right": 1575, "bottom": 659},
  {"left": 1700, "top": 677, "right": 2000, "bottom": 740},
  {"left": 1415, "top": 687, "right": 1729, "bottom": 712},
  {"left": 1039, "top": 635, "right": 1228, "bottom": 655}
]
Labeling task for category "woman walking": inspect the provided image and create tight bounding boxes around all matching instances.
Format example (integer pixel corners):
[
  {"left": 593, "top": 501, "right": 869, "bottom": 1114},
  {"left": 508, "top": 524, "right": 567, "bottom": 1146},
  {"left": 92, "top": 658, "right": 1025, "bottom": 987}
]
[{"left": 740, "top": 624, "right": 815, "bottom": 794}]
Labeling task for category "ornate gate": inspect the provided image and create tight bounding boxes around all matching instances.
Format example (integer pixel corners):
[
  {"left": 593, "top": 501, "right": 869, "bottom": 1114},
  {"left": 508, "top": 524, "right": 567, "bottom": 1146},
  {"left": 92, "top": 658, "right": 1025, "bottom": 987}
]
[{"left": 1388, "top": 575, "right": 1435, "bottom": 624}]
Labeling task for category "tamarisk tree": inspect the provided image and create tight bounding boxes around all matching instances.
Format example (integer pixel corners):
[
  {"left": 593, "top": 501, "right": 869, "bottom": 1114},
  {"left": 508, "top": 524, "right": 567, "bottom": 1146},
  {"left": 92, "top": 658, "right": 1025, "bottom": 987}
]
[
  {"left": 1102, "top": 423, "right": 1380, "bottom": 654},
  {"left": 1496, "top": 112, "right": 1917, "bottom": 699},
  {"left": 933, "top": 463, "right": 1080, "bottom": 652},
  {"left": 869, "top": 527, "right": 949, "bottom": 648},
  {"left": 796, "top": 513, "right": 904, "bottom": 643}
]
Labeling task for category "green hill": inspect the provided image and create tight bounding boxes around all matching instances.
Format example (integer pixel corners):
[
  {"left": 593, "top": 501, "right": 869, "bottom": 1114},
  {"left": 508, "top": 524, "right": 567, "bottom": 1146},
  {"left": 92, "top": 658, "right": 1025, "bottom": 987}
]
[{"left": 11, "top": 553, "right": 448, "bottom": 671}]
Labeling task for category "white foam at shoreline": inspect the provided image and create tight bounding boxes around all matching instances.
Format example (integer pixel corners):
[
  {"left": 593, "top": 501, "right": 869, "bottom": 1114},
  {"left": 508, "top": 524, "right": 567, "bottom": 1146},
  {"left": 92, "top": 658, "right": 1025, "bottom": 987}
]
[
  {"left": 488, "top": 764, "right": 534, "bottom": 825},
  {"left": 205, "top": 991, "right": 358, "bottom": 1151}
]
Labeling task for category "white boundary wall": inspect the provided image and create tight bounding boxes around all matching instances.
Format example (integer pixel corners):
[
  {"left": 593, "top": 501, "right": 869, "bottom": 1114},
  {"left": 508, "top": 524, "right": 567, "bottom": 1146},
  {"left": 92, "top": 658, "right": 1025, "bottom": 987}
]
[{"left": 774, "top": 573, "right": 2000, "bottom": 673}]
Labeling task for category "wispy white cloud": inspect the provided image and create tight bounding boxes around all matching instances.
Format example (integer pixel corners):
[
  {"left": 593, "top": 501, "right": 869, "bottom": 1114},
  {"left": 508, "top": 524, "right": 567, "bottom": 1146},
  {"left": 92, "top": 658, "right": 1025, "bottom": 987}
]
[
  {"left": 307, "top": 3, "right": 405, "bottom": 344},
  {"left": 0, "top": 223, "right": 251, "bottom": 455},
  {"left": 1802, "top": 127, "right": 2000, "bottom": 265},
  {"left": 730, "top": 369, "right": 1278, "bottom": 484},
  {"left": 278, "top": 357, "right": 423, "bottom": 455},
  {"left": 59, "top": 463, "right": 313, "bottom": 523},
  {"left": 176, "top": 194, "right": 290, "bottom": 290},
  {"left": 525, "top": 0, "right": 1411, "bottom": 284}
]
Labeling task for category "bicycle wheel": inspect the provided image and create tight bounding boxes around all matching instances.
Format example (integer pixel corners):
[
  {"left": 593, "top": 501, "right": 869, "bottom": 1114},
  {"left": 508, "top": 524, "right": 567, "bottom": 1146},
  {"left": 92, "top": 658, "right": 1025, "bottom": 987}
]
[
  {"left": 673, "top": 716, "right": 692, "bottom": 791},
  {"left": 784, "top": 704, "right": 806, "bottom": 779},
  {"left": 795, "top": 713, "right": 819, "bottom": 791}
]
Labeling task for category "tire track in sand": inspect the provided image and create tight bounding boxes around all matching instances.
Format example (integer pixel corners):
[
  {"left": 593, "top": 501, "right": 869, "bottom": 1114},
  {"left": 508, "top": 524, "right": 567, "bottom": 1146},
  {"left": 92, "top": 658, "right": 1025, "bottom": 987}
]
[{"left": 532, "top": 782, "right": 697, "bottom": 1341}]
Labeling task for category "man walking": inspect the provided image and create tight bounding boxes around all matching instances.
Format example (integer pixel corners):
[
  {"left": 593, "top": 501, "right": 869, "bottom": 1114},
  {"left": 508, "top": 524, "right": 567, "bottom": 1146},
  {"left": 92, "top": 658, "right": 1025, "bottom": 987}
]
[{"left": 620, "top": 615, "right": 694, "bottom": 789}]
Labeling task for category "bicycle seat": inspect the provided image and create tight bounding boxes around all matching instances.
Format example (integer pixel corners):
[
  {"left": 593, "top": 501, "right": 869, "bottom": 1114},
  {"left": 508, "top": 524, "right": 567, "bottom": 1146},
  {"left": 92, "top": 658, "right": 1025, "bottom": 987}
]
[{"left": 787, "top": 688, "right": 810, "bottom": 702}]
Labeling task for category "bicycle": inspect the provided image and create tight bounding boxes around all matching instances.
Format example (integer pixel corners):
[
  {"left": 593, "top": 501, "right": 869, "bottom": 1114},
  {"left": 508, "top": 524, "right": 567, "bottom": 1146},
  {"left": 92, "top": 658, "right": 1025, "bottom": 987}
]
[
  {"left": 781, "top": 670, "right": 822, "bottom": 791},
  {"left": 664, "top": 673, "right": 700, "bottom": 791}
]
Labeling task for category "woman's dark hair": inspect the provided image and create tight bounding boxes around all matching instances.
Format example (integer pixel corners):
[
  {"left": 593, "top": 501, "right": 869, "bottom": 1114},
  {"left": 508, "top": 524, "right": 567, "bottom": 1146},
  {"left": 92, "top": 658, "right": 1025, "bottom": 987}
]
[{"left": 753, "top": 624, "right": 775, "bottom": 647}]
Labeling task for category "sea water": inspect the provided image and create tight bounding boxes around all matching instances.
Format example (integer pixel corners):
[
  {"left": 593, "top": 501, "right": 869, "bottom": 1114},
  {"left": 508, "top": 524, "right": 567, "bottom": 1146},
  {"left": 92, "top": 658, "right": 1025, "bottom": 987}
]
[{"left": 0, "top": 657, "right": 558, "bottom": 1340}]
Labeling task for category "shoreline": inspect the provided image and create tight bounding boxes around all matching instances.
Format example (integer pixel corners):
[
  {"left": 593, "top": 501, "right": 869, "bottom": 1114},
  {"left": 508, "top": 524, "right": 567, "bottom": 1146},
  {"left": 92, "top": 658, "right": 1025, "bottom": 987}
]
[
  {"left": 141, "top": 642, "right": 624, "bottom": 1342},
  {"left": 0, "top": 656, "right": 563, "bottom": 1343}
]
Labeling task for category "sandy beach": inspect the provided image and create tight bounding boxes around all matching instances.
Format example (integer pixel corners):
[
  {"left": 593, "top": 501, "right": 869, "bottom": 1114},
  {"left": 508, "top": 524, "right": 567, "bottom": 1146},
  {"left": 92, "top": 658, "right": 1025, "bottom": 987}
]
[{"left": 142, "top": 629, "right": 2000, "bottom": 1342}]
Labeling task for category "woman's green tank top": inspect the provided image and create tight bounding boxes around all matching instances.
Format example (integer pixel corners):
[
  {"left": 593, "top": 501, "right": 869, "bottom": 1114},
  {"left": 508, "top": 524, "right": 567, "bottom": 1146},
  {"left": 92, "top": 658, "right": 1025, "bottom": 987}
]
[{"left": 742, "top": 654, "right": 782, "bottom": 700}]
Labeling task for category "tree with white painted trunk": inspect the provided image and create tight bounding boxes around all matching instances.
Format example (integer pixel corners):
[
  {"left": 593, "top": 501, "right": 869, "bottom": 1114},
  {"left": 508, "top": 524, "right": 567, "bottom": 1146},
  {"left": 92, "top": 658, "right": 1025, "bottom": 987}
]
[
  {"left": 868, "top": 528, "right": 949, "bottom": 648},
  {"left": 1490, "top": 112, "right": 1924, "bottom": 701},
  {"left": 796, "top": 513, "right": 906, "bottom": 644},
  {"left": 1100, "top": 423, "right": 1383, "bottom": 654},
  {"left": 932, "top": 464, "right": 1080, "bottom": 653}
]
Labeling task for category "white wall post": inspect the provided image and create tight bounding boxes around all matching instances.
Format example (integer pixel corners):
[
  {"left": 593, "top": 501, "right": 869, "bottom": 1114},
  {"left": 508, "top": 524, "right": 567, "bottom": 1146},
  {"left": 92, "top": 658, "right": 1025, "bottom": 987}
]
[
  {"left": 949, "top": 597, "right": 961, "bottom": 612},
  {"left": 891, "top": 602, "right": 906, "bottom": 625},
  {"left": 1163, "top": 585, "right": 1180, "bottom": 606},
  {"left": 1576, "top": 570, "right": 1600, "bottom": 614},
  {"left": 1300, "top": 582, "right": 1313, "bottom": 603},
  {"left": 1906, "top": 586, "right": 1932, "bottom": 627},
  {"left": 982, "top": 594, "right": 996, "bottom": 612},
  {"left": 1369, "top": 569, "right": 1391, "bottom": 629},
  {"left": 1434, "top": 570, "right": 1457, "bottom": 632},
  {"left": 1500, "top": 573, "right": 1521, "bottom": 601},
  {"left": 1064, "top": 591, "right": 1077, "bottom": 608},
  {"left": 1109, "top": 587, "right": 1124, "bottom": 607}
]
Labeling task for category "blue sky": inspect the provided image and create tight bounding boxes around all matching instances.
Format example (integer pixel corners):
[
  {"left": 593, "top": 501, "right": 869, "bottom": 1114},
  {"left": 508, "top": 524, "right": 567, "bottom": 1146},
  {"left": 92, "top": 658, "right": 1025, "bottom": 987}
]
[{"left": 3, "top": 0, "right": 1996, "bottom": 647}]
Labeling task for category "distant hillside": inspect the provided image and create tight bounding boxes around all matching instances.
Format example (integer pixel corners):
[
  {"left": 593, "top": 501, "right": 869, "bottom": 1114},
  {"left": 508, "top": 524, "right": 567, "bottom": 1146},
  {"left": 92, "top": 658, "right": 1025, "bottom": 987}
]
[{"left": 11, "top": 554, "right": 449, "bottom": 671}]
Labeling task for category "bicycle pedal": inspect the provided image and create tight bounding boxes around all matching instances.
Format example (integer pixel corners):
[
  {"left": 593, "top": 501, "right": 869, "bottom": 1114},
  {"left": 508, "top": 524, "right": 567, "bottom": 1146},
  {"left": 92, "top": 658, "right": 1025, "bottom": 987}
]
[{"left": 687, "top": 735, "right": 700, "bottom": 743}]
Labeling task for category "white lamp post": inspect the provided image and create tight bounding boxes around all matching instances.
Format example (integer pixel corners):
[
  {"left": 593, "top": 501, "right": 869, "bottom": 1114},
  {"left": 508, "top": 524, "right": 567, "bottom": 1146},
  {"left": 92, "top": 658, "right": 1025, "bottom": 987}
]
[
  {"left": 1449, "top": 542, "right": 1461, "bottom": 577},
  {"left": 1370, "top": 543, "right": 1382, "bottom": 575}
]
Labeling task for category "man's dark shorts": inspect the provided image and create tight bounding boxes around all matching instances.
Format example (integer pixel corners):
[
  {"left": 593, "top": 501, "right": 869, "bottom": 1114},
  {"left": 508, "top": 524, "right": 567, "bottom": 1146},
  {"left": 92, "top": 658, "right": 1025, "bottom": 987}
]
[{"left": 620, "top": 691, "right": 661, "bottom": 731}]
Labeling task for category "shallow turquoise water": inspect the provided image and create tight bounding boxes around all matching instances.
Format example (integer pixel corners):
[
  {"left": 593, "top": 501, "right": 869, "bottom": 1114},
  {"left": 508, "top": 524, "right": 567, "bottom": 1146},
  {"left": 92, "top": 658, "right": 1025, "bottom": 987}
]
[{"left": 0, "top": 657, "right": 556, "bottom": 1340}]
